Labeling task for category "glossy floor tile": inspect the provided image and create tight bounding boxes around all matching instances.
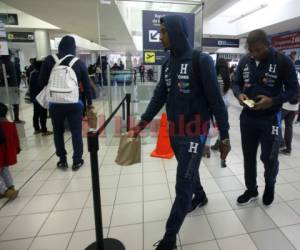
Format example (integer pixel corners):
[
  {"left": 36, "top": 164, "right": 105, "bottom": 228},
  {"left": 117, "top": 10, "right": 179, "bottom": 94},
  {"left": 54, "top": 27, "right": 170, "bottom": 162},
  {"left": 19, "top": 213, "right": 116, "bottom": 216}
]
[{"left": 1, "top": 91, "right": 300, "bottom": 249}]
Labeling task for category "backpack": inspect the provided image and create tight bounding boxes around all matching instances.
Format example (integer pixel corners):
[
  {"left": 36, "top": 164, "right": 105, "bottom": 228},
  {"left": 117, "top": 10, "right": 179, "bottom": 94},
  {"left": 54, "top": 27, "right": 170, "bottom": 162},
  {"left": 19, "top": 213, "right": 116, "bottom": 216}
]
[
  {"left": 191, "top": 50, "right": 213, "bottom": 120},
  {"left": 46, "top": 54, "right": 79, "bottom": 104}
]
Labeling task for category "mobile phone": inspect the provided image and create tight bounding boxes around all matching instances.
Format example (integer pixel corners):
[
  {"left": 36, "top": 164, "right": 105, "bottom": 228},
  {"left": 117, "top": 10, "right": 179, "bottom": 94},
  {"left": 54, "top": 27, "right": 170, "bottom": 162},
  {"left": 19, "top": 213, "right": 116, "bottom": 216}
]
[{"left": 243, "top": 99, "right": 255, "bottom": 108}]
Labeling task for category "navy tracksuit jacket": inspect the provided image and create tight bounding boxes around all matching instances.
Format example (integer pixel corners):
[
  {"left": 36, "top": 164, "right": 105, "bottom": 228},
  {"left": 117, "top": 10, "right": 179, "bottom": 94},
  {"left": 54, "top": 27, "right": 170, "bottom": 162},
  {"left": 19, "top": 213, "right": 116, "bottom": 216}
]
[
  {"left": 139, "top": 15, "right": 229, "bottom": 242},
  {"left": 39, "top": 36, "right": 92, "bottom": 164},
  {"left": 232, "top": 48, "right": 298, "bottom": 190}
]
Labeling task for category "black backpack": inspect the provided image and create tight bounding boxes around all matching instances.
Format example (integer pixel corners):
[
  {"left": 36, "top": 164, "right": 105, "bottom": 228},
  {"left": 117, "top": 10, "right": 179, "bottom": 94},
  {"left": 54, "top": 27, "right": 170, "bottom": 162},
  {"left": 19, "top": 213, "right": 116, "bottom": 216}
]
[{"left": 191, "top": 50, "right": 214, "bottom": 120}]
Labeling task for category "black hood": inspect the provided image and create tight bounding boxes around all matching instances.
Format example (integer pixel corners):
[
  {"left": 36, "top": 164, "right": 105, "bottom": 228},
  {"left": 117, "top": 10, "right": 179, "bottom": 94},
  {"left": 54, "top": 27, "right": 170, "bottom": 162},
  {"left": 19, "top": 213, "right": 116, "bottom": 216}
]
[
  {"left": 58, "top": 36, "right": 76, "bottom": 56},
  {"left": 162, "top": 15, "right": 192, "bottom": 58}
]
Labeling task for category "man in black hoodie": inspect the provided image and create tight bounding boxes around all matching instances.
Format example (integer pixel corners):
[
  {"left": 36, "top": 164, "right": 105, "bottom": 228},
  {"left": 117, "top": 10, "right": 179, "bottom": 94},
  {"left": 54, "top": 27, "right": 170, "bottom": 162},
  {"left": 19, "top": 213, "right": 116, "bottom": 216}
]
[
  {"left": 39, "top": 36, "right": 93, "bottom": 171},
  {"left": 129, "top": 15, "right": 230, "bottom": 250}
]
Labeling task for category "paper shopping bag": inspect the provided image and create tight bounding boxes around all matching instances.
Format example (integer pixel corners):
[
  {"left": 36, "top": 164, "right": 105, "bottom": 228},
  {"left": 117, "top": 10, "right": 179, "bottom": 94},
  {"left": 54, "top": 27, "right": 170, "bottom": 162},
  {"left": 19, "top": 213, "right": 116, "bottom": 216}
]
[{"left": 115, "top": 134, "right": 141, "bottom": 166}]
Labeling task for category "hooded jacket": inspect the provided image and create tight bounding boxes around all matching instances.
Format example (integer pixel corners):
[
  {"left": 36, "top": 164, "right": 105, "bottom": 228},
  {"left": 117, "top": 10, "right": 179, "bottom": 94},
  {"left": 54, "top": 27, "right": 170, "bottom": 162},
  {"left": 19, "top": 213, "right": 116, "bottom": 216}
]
[
  {"left": 29, "top": 61, "right": 43, "bottom": 102},
  {"left": 232, "top": 49, "right": 299, "bottom": 117},
  {"left": 39, "top": 36, "right": 92, "bottom": 105},
  {"left": 140, "top": 15, "right": 229, "bottom": 139}
]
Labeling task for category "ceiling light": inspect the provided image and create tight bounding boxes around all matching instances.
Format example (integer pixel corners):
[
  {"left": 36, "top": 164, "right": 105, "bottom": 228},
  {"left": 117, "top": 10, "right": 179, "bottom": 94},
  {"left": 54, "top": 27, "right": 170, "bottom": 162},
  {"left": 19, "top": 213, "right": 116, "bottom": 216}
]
[{"left": 228, "top": 4, "right": 268, "bottom": 23}]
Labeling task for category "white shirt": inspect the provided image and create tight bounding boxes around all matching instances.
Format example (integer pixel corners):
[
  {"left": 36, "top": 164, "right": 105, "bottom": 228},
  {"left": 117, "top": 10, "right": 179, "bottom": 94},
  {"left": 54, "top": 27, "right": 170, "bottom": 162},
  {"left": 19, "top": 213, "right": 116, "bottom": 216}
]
[{"left": 282, "top": 71, "right": 300, "bottom": 111}]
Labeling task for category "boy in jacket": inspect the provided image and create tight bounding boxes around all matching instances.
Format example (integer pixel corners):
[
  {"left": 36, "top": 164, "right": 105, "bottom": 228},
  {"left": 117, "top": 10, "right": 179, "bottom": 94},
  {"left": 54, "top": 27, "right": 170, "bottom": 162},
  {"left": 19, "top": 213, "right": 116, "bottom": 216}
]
[
  {"left": 232, "top": 29, "right": 299, "bottom": 206},
  {"left": 129, "top": 15, "right": 230, "bottom": 250},
  {"left": 0, "top": 103, "right": 20, "bottom": 200}
]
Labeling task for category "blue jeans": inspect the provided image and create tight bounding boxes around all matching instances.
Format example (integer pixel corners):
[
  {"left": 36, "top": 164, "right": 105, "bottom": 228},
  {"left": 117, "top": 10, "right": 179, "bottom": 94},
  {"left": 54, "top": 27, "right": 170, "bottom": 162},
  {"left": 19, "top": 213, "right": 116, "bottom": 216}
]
[
  {"left": 164, "top": 135, "right": 206, "bottom": 242},
  {"left": 49, "top": 103, "right": 83, "bottom": 164},
  {"left": 0, "top": 167, "right": 14, "bottom": 194}
]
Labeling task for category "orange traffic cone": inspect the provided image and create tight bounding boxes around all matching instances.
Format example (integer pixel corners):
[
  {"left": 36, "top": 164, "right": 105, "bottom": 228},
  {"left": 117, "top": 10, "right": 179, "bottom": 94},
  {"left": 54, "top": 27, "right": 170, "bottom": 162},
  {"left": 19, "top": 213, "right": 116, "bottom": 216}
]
[{"left": 151, "top": 113, "right": 174, "bottom": 159}]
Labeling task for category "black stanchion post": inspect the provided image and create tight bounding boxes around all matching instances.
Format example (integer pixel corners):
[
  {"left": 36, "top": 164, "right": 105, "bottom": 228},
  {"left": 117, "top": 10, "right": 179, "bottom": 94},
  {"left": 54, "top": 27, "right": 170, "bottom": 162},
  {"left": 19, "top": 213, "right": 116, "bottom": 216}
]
[
  {"left": 122, "top": 102, "right": 125, "bottom": 121},
  {"left": 126, "top": 94, "right": 131, "bottom": 131},
  {"left": 85, "top": 132, "right": 125, "bottom": 250}
]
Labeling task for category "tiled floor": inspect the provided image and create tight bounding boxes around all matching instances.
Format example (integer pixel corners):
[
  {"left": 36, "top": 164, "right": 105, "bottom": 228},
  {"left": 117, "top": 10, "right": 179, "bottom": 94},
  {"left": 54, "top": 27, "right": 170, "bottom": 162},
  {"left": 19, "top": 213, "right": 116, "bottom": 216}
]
[{"left": 1, "top": 88, "right": 300, "bottom": 249}]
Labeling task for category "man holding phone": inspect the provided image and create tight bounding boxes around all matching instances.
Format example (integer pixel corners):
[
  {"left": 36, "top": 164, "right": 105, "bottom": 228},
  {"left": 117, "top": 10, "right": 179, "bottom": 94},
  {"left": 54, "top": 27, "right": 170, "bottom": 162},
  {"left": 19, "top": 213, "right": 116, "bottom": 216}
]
[{"left": 232, "top": 29, "right": 299, "bottom": 206}]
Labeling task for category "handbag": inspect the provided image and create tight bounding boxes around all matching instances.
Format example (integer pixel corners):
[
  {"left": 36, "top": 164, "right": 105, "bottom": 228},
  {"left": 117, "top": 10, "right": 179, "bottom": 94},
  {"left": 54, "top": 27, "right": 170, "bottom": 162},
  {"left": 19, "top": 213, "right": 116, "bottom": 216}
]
[
  {"left": 36, "top": 86, "right": 48, "bottom": 109},
  {"left": 115, "top": 133, "right": 141, "bottom": 166}
]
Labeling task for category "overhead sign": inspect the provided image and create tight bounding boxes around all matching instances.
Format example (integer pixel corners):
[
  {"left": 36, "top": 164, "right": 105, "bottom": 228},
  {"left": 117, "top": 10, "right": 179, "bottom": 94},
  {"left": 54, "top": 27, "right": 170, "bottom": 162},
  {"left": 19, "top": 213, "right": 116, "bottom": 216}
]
[
  {"left": 0, "top": 14, "right": 18, "bottom": 25},
  {"left": 142, "top": 10, "right": 195, "bottom": 65},
  {"left": 272, "top": 31, "right": 300, "bottom": 50},
  {"left": 202, "top": 38, "right": 240, "bottom": 48},
  {"left": 7, "top": 32, "right": 34, "bottom": 43}
]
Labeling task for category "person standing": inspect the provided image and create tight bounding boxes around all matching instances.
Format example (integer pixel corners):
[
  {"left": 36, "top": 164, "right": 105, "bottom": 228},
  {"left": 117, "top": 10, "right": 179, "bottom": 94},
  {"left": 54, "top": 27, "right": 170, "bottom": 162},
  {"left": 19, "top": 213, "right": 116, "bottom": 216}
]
[
  {"left": 0, "top": 54, "right": 24, "bottom": 123},
  {"left": 0, "top": 103, "right": 20, "bottom": 200},
  {"left": 210, "top": 58, "right": 231, "bottom": 167},
  {"left": 232, "top": 29, "right": 299, "bottom": 206},
  {"left": 139, "top": 63, "right": 145, "bottom": 83},
  {"left": 39, "top": 36, "right": 93, "bottom": 171},
  {"left": 280, "top": 55, "right": 300, "bottom": 155},
  {"left": 128, "top": 15, "right": 230, "bottom": 250},
  {"left": 29, "top": 60, "right": 52, "bottom": 136},
  {"left": 14, "top": 57, "right": 21, "bottom": 87},
  {"left": 119, "top": 60, "right": 124, "bottom": 70}
]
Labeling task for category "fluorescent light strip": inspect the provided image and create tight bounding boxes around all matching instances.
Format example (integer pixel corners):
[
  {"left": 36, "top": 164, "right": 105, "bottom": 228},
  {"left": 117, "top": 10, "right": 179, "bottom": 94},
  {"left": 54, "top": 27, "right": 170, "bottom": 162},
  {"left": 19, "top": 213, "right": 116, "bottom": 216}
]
[
  {"left": 116, "top": 0, "right": 201, "bottom": 6},
  {"left": 228, "top": 4, "right": 268, "bottom": 23}
]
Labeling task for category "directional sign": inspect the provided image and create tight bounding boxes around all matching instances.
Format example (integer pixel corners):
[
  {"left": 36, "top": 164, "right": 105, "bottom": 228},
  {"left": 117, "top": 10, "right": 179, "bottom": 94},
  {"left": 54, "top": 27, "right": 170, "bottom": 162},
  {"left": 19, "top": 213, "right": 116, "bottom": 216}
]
[
  {"left": 149, "top": 30, "right": 160, "bottom": 42},
  {"left": 7, "top": 32, "right": 34, "bottom": 43},
  {"left": 145, "top": 52, "right": 156, "bottom": 63},
  {"left": 0, "top": 14, "right": 18, "bottom": 25},
  {"left": 143, "top": 10, "right": 195, "bottom": 65}
]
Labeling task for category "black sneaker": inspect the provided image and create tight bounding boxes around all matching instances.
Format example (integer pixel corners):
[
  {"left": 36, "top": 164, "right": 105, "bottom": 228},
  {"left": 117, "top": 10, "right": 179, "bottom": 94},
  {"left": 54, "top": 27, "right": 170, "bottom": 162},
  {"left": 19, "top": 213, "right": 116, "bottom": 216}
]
[
  {"left": 189, "top": 193, "right": 208, "bottom": 212},
  {"left": 263, "top": 185, "right": 275, "bottom": 206},
  {"left": 279, "top": 148, "right": 291, "bottom": 155},
  {"left": 153, "top": 239, "right": 177, "bottom": 250},
  {"left": 237, "top": 189, "right": 258, "bottom": 205},
  {"left": 57, "top": 161, "right": 68, "bottom": 170},
  {"left": 221, "top": 160, "right": 227, "bottom": 168},
  {"left": 72, "top": 159, "right": 84, "bottom": 171}
]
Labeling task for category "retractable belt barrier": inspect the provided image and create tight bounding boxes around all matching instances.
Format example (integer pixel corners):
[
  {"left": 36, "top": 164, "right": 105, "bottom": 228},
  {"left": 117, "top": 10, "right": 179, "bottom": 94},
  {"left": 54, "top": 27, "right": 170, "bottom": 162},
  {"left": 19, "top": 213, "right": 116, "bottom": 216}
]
[{"left": 85, "top": 93, "right": 131, "bottom": 250}]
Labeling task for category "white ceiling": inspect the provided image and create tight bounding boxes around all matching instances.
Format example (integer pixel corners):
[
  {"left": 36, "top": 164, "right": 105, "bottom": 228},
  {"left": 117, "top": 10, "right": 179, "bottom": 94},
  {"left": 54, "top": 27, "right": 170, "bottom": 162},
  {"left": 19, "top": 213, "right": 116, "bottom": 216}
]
[
  {"left": 202, "top": 0, "right": 240, "bottom": 19},
  {"left": 0, "top": 0, "right": 136, "bottom": 52},
  {"left": 204, "top": 0, "right": 300, "bottom": 37},
  {"left": 1, "top": 0, "right": 300, "bottom": 52}
]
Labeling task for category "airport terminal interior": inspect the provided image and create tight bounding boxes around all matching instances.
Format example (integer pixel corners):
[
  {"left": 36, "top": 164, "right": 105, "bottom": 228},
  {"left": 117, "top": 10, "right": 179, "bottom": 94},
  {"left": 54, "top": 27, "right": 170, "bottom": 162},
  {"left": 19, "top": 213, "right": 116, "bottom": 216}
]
[{"left": 0, "top": 0, "right": 300, "bottom": 249}]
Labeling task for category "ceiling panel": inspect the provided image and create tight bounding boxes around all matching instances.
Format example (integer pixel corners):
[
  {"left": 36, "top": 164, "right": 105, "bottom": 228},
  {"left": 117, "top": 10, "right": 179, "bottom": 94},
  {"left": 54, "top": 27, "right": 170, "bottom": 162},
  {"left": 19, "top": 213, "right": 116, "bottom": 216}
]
[{"left": 0, "top": 0, "right": 136, "bottom": 51}]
